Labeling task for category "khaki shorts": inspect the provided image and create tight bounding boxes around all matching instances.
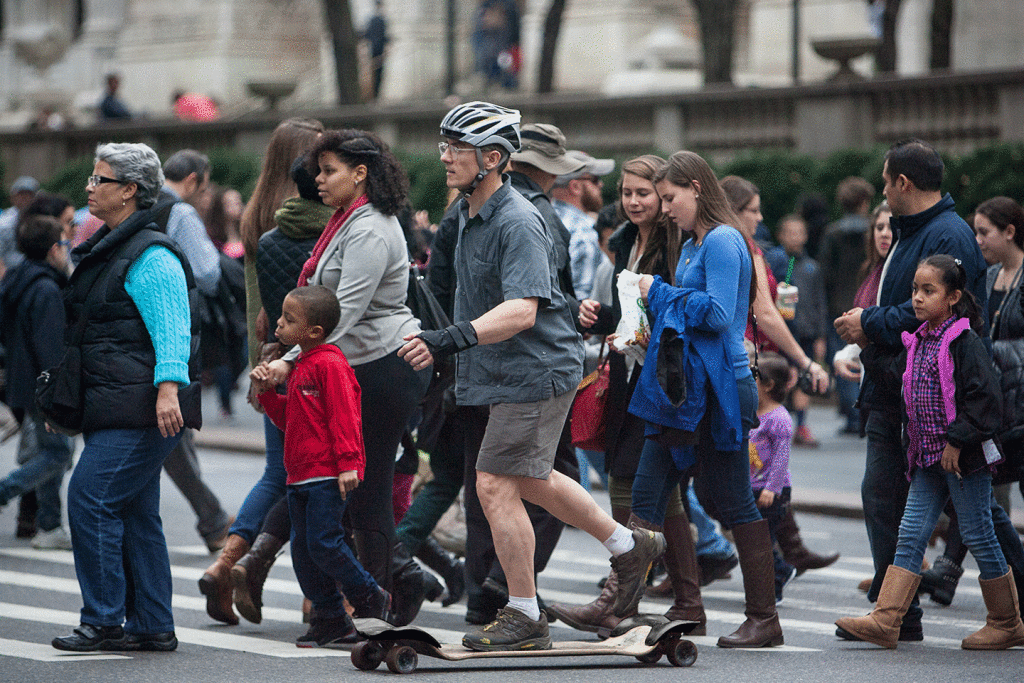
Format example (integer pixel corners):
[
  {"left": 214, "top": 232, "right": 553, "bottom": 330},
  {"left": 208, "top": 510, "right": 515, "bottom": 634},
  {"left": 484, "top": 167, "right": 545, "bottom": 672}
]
[{"left": 476, "top": 389, "right": 575, "bottom": 479}]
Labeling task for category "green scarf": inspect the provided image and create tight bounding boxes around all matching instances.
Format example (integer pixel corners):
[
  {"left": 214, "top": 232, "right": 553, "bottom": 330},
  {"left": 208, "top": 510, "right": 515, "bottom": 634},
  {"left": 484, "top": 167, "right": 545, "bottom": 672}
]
[{"left": 274, "top": 197, "right": 333, "bottom": 241}]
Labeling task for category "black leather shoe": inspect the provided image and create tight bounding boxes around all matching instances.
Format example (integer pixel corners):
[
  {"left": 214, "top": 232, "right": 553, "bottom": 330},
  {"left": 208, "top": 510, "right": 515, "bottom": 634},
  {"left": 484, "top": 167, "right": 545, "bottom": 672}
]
[
  {"left": 124, "top": 632, "right": 178, "bottom": 651},
  {"left": 52, "top": 624, "right": 126, "bottom": 651}
]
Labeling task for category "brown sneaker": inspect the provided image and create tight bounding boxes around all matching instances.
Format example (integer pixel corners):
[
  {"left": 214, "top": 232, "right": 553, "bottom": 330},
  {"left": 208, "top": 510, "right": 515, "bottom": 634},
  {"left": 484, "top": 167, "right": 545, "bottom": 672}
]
[
  {"left": 462, "top": 606, "right": 552, "bottom": 652},
  {"left": 610, "top": 527, "right": 667, "bottom": 618}
]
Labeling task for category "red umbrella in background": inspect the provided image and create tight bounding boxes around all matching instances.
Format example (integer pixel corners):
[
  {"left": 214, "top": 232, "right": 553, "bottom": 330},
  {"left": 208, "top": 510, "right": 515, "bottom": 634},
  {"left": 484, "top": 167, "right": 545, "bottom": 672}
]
[{"left": 173, "top": 92, "right": 220, "bottom": 122}]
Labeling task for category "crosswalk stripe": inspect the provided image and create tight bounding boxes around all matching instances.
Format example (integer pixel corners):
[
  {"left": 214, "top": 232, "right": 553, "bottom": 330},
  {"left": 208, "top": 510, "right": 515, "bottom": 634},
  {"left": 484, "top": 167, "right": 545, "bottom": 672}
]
[{"left": 0, "top": 638, "right": 129, "bottom": 662}]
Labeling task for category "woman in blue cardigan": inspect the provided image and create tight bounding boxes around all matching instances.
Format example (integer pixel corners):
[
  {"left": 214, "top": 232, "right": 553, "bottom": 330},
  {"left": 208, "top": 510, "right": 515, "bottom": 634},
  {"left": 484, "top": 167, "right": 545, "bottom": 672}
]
[{"left": 630, "top": 150, "right": 783, "bottom": 649}]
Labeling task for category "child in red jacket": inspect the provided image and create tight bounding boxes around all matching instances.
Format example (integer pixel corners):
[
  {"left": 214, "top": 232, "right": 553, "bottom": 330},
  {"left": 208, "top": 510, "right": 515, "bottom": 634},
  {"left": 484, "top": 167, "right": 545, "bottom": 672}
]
[{"left": 251, "top": 286, "right": 390, "bottom": 647}]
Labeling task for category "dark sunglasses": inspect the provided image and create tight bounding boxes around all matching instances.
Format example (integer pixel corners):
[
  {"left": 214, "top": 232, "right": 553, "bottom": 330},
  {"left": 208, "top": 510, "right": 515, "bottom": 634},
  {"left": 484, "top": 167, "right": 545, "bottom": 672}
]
[{"left": 87, "top": 175, "right": 123, "bottom": 187}]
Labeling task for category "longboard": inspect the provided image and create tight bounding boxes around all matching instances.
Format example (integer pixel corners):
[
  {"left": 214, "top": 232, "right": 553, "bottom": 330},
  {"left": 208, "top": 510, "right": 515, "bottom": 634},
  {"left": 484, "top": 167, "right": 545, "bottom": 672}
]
[{"left": 351, "top": 616, "right": 698, "bottom": 674}]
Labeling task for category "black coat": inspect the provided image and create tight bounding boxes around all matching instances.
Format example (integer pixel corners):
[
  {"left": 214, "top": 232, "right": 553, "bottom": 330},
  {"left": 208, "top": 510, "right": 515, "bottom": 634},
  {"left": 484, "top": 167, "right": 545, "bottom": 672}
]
[
  {"left": 987, "top": 264, "right": 1024, "bottom": 481},
  {"left": 588, "top": 222, "right": 673, "bottom": 478},
  {"left": 0, "top": 259, "right": 67, "bottom": 411}
]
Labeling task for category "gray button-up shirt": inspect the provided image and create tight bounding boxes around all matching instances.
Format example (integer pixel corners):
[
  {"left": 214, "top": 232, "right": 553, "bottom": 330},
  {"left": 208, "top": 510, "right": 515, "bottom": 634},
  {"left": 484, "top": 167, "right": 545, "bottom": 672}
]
[{"left": 454, "top": 177, "right": 583, "bottom": 406}]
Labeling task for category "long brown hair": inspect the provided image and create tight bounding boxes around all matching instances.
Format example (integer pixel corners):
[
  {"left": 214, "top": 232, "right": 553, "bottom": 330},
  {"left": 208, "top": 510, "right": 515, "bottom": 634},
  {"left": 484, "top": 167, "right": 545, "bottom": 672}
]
[
  {"left": 858, "top": 201, "right": 890, "bottom": 284},
  {"left": 240, "top": 117, "right": 324, "bottom": 257},
  {"left": 656, "top": 152, "right": 756, "bottom": 302},
  {"left": 617, "top": 155, "right": 680, "bottom": 279}
]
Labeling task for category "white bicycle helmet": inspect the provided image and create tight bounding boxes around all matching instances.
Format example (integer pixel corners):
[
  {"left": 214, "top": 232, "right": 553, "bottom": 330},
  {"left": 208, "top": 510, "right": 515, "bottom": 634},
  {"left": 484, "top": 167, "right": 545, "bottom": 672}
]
[{"left": 440, "top": 101, "right": 521, "bottom": 154}]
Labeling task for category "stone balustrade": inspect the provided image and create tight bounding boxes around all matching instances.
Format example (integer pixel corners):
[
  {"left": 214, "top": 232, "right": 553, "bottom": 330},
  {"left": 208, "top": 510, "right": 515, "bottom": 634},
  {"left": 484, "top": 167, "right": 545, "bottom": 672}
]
[{"left": 2, "top": 67, "right": 1023, "bottom": 186}]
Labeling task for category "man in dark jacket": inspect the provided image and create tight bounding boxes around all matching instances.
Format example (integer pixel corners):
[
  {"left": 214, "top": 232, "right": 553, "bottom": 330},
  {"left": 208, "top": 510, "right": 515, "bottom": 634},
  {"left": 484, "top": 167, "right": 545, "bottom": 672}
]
[
  {"left": 835, "top": 138, "right": 988, "bottom": 642},
  {"left": 0, "top": 215, "right": 74, "bottom": 549}
]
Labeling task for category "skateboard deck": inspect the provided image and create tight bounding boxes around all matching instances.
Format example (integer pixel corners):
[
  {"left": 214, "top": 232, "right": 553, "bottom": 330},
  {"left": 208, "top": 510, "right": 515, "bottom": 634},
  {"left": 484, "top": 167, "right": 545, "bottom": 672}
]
[{"left": 351, "top": 616, "right": 698, "bottom": 673}]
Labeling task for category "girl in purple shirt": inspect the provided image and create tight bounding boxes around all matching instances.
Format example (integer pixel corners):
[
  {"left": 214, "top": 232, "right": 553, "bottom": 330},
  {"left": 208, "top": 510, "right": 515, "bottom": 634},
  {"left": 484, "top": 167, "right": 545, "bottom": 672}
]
[
  {"left": 748, "top": 353, "right": 796, "bottom": 603},
  {"left": 837, "top": 255, "right": 1024, "bottom": 650}
]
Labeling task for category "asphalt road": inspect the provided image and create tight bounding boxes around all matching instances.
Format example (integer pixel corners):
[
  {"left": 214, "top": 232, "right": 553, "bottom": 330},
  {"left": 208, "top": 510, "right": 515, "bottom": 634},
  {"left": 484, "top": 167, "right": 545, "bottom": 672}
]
[{"left": 2, "top": 392, "right": 1023, "bottom": 681}]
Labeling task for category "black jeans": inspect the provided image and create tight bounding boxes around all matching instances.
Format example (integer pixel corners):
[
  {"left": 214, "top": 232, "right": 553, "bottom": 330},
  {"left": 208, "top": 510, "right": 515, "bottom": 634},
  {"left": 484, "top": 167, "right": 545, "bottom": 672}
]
[
  {"left": 862, "top": 409, "right": 922, "bottom": 625},
  {"left": 350, "top": 350, "right": 430, "bottom": 588}
]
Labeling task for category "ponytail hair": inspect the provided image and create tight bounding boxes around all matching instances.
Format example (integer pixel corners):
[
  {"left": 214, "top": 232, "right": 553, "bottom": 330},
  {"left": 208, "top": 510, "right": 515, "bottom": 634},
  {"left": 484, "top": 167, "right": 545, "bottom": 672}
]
[{"left": 919, "top": 254, "right": 984, "bottom": 332}]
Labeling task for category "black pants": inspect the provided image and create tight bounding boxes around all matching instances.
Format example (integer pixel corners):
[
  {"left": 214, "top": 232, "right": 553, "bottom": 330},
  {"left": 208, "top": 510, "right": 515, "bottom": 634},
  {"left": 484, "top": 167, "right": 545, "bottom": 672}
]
[{"left": 349, "top": 350, "right": 430, "bottom": 589}]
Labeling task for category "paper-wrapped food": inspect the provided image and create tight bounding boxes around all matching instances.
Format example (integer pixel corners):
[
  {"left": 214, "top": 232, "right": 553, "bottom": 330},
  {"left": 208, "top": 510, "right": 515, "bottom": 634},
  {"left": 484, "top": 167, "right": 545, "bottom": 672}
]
[{"left": 611, "top": 269, "right": 651, "bottom": 366}]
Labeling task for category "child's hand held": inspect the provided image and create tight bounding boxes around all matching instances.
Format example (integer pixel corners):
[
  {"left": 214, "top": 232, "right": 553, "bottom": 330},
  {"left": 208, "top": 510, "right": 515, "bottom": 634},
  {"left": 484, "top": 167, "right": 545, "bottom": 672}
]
[
  {"left": 338, "top": 470, "right": 360, "bottom": 500},
  {"left": 941, "top": 443, "right": 961, "bottom": 475}
]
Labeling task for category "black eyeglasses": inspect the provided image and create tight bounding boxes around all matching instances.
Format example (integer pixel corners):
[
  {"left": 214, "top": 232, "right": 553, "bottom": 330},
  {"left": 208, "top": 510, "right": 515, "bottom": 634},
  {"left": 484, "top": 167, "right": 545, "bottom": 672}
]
[{"left": 87, "top": 175, "right": 123, "bottom": 187}]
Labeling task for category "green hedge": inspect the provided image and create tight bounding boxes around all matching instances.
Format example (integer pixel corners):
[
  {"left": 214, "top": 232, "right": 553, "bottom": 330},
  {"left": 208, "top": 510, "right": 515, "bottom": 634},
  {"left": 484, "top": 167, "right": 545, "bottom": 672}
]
[{"left": 30, "top": 142, "right": 1024, "bottom": 229}]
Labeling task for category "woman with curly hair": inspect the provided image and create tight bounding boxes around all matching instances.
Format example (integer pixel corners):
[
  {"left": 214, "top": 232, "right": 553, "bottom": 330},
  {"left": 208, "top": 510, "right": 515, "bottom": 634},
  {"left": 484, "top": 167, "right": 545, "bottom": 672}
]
[{"left": 265, "top": 129, "right": 432, "bottom": 624}]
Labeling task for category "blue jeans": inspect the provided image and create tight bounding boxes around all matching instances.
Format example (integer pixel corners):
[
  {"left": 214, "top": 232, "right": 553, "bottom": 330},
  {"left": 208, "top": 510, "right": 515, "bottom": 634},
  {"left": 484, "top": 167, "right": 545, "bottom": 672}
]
[
  {"left": 633, "top": 375, "right": 761, "bottom": 529},
  {"left": 229, "top": 414, "right": 287, "bottom": 543},
  {"left": 576, "top": 449, "right": 609, "bottom": 492},
  {"left": 861, "top": 409, "right": 921, "bottom": 624},
  {"left": 0, "top": 413, "right": 73, "bottom": 531},
  {"left": 687, "top": 485, "right": 734, "bottom": 559},
  {"left": 895, "top": 466, "right": 1008, "bottom": 580},
  {"left": 68, "top": 427, "right": 181, "bottom": 634},
  {"left": 288, "top": 479, "right": 379, "bottom": 619}
]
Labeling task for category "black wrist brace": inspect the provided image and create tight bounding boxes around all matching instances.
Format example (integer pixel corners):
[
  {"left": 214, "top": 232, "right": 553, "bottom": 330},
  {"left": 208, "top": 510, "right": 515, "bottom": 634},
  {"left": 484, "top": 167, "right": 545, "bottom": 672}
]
[{"left": 416, "top": 321, "right": 478, "bottom": 361}]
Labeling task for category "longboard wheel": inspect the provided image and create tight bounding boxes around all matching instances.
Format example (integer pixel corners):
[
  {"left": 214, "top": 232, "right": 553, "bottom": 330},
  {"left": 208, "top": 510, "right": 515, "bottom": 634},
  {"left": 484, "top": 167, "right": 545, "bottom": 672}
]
[
  {"left": 351, "top": 640, "right": 386, "bottom": 671},
  {"left": 666, "top": 638, "right": 697, "bottom": 667},
  {"left": 385, "top": 644, "right": 418, "bottom": 674},
  {"left": 635, "top": 649, "right": 662, "bottom": 664}
]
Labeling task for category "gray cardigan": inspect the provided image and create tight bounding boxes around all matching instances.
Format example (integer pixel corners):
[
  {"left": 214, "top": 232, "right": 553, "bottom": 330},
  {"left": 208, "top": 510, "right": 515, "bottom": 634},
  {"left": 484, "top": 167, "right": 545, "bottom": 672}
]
[{"left": 285, "top": 203, "right": 420, "bottom": 366}]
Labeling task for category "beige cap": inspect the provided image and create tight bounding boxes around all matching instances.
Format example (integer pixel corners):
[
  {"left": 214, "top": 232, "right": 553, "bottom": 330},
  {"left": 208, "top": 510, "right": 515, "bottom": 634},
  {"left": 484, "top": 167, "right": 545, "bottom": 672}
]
[{"left": 510, "top": 124, "right": 587, "bottom": 176}]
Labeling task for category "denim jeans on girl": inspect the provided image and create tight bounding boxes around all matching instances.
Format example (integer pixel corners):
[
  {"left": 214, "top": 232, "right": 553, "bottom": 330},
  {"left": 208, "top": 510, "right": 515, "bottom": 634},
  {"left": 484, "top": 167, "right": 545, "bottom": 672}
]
[
  {"left": 894, "top": 466, "right": 1008, "bottom": 580},
  {"left": 228, "top": 414, "right": 287, "bottom": 543},
  {"left": 632, "top": 375, "right": 761, "bottom": 529},
  {"left": 288, "top": 479, "right": 379, "bottom": 619},
  {"left": 68, "top": 427, "right": 181, "bottom": 634}
]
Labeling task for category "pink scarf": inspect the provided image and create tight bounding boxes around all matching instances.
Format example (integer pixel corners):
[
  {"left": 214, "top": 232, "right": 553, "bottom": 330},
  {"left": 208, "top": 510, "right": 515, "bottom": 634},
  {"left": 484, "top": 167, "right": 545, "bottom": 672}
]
[{"left": 297, "top": 194, "right": 369, "bottom": 287}]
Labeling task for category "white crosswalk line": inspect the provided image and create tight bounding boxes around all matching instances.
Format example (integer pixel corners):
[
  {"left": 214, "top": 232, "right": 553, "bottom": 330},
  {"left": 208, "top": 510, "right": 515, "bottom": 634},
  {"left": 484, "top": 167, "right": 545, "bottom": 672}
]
[{"left": 0, "top": 638, "right": 129, "bottom": 662}]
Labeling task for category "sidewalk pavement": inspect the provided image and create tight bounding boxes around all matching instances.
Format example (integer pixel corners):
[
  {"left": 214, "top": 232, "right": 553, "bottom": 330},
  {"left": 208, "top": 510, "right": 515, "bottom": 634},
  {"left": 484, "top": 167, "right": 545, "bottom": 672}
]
[{"left": 195, "top": 389, "right": 1024, "bottom": 530}]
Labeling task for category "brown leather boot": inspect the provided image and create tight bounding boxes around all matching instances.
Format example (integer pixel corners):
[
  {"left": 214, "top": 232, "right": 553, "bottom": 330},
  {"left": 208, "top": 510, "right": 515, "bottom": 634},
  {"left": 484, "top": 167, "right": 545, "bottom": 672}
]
[
  {"left": 232, "top": 532, "right": 286, "bottom": 624},
  {"left": 198, "top": 534, "right": 249, "bottom": 625},
  {"left": 835, "top": 565, "right": 921, "bottom": 649},
  {"left": 611, "top": 514, "right": 667, "bottom": 618},
  {"left": 717, "top": 519, "right": 784, "bottom": 648},
  {"left": 961, "top": 569, "right": 1024, "bottom": 650},
  {"left": 661, "top": 512, "right": 707, "bottom": 635},
  {"left": 776, "top": 507, "right": 839, "bottom": 576},
  {"left": 546, "top": 570, "right": 629, "bottom": 638}
]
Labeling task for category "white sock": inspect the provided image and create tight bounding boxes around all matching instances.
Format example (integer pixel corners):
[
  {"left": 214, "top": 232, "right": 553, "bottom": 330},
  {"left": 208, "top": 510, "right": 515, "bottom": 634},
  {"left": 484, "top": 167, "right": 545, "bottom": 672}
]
[
  {"left": 603, "top": 524, "right": 636, "bottom": 557},
  {"left": 507, "top": 594, "right": 541, "bottom": 621}
]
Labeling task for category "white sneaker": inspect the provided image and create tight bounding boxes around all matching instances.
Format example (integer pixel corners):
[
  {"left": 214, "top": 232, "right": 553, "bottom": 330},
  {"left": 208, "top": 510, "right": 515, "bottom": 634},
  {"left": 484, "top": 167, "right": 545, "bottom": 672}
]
[{"left": 32, "top": 527, "right": 72, "bottom": 550}]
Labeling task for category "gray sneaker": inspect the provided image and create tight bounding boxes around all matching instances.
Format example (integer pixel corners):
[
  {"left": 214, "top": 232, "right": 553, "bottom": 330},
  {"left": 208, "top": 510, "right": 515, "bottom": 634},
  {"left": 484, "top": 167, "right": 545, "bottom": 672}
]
[
  {"left": 462, "top": 606, "right": 552, "bottom": 652},
  {"left": 609, "top": 527, "right": 666, "bottom": 617},
  {"left": 32, "top": 526, "right": 72, "bottom": 550}
]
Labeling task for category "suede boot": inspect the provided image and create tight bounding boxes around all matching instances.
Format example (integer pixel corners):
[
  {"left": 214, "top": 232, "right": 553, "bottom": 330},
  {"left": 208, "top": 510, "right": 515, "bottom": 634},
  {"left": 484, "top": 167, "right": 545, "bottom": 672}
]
[
  {"left": 231, "top": 532, "right": 285, "bottom": 624},
  {"left": 961, "top": 569, "right": 1024, "bottom": 650},
  {"left": 776, "top": 506, "right": 839, "bottom": 576},
  {"left": 834, "top": 565, "right": 921, "bottom": 649},
  {"left": 198, "top": 534, "right": 249, "bottom": 625},
  {"left": 717, "top": 519, "right": 784, "bottom": 648},
  {"left": 415, "top": 536, "right": 465, "bottom": 607},
  {"left": 661, "top": 513, "right": 707, "bottom": 635}
]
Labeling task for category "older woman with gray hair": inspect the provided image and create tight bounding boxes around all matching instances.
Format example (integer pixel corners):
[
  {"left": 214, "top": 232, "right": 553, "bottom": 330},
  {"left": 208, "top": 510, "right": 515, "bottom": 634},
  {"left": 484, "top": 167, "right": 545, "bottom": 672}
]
[{"left": 52, "top": 142, "right": 202, "bottom": 653}]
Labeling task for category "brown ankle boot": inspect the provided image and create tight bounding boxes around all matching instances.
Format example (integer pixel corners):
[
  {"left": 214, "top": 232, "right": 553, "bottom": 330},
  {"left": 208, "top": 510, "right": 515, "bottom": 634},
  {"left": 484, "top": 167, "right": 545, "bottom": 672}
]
[
  {"left": 961, "top": 569, "right": 1024, "bottom": 650},
  {"left": 835, "top": 565, "right": 921, "bottom": 649},
  {"left": 198, "top": 534, "right": 249, "bottom": 625},
  {"left": 661, "top": 512, "right": 707, "bottom": 635},
  {"left": 546, "top": 570, "right": 629, "bottom": 638},
  {"left": 611, "top": 514, "right": 667, "bottom": 618},
  {"left": 232, "top": 532, "right": 286, "bottom": 624},
  {"left": 717, "top": 519, "right": 784, "bottom": 648},
  {"left": 776, "top": 507, "right": 839, "bottom": 576}
]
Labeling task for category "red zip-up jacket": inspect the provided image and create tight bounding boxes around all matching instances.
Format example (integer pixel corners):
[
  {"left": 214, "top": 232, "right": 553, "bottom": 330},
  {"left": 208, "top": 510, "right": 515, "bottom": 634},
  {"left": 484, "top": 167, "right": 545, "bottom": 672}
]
[{"left": 258, "top": 344, "right": 365, "bottom": 484}]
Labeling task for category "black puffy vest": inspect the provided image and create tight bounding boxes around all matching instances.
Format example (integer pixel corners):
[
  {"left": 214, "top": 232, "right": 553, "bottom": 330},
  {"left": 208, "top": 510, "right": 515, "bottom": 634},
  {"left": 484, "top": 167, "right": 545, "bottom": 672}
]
[{"left": 66, "top": 210, "right": 203, "bottom": 431}]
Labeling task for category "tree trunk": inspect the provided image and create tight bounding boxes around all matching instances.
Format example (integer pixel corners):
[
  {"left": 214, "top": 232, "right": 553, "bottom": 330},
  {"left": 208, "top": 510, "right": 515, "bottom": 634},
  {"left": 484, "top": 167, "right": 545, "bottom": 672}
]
[
  {"left": 691, "top": 0, "right": 738, "bottom": 86},
  {"left": 930, "top": 0, "right": 954, "bottom": 70},
  {"left": 876, "top": 0, "right": 903, "bottom": 73},
  {"left": 323, "top": 0, "right": 361, "bottom": 104},
  {"left": 537, "top": 0, "right": 567, "bottom": 94}
]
